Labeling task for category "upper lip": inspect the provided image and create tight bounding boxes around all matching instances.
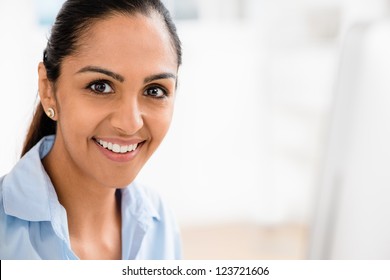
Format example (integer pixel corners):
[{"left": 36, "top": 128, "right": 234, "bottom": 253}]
[{"left": 93, "top": 137, "right": 145, "bottom": 146}]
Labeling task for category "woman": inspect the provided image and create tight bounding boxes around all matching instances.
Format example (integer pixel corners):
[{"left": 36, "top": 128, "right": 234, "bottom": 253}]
[{"left": 0, "top": 0, "right": 182, "bottom": 260}]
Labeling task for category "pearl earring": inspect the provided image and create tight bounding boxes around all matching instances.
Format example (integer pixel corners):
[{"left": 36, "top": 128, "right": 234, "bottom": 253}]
[{"left": 47, "top": 108, "right": 55, "bottom": 119}]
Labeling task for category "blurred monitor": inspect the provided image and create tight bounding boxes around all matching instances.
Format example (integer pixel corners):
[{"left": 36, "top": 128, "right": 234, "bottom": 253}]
[{"left": 309, "top": 18, "right": 390, "bottom": 259}]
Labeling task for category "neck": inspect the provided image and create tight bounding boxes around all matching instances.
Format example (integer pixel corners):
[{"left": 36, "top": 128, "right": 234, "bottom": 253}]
[
  {"left": 43, "top": 150, "right": 120, "bottom": 227},
  {"left": 42, "top": 138, "right": 122, "bottom": 259}
]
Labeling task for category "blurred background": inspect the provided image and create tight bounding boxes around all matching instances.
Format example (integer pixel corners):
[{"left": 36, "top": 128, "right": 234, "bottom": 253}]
[{"left": 1, "top": 0, "right": 390, "bottom": 259}]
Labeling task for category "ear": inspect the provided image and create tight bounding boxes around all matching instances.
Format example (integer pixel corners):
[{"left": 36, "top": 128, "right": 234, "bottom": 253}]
[{"left": 38, "top": 62, "right": 58, "bottom": 120}]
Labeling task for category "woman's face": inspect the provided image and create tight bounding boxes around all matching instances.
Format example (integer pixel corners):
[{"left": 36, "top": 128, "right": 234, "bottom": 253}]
[{"left": 45, "top": 13, "right": 178, "bottom": 188}]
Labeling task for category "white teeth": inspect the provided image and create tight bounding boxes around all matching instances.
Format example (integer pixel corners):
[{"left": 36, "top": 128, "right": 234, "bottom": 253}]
[
  {"left": 120, "top": 145, "right": 127, "bottom": 154},
  {"left": 112, "top": 144, "right": 120, "bottom": 153},
  {"left": 99, "top": 140, "right": 108, "bottom": 148},
  {"left": 96, "top": 139, "right": 139, "bottom": 154},
  {"left": 129, "top": 143, "right": 138, "bottom": 152}
]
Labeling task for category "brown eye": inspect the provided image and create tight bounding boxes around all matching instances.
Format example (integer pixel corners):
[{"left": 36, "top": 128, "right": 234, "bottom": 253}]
[
  {"left": 144, "top": 86, "right": 167, "bottom": 98},
  {"left": 89, "top": 81, "right": 114, "bottom": 94}
]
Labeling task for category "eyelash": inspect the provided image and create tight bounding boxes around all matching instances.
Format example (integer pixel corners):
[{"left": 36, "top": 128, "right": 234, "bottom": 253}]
[
  {"left": 86, "top": 80, "right": 169, "bottom": 99},
  {"left": 86, "top": 79, "right": 114, "bottom": 95},
  {"left": 144, "top": 85, "right": 169, "bottom": 99}
]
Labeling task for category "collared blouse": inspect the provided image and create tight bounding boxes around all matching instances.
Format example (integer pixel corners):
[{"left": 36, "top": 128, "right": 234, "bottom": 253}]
[{"left": 0, "top": 135, "right": 181, "bottom": 260}]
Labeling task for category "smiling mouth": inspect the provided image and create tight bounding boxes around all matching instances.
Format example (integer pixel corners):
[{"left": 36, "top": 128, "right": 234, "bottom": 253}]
[{"left": 93, "top": 138, "right": 143, "bottom": 154}]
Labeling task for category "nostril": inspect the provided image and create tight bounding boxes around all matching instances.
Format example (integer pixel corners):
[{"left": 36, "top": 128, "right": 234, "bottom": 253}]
[{"left": 111, "top": 105, "right": 144, "bottom": 136}]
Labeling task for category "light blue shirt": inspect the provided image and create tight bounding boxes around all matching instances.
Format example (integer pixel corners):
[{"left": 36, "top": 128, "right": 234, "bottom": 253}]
[{"left": 0, "top": 135, "right": 181, "bottom": 260}]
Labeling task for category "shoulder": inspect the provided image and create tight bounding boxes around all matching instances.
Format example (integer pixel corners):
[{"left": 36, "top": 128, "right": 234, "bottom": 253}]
[{"left": 0, "top": 175, "right": 40, "bottom": 260}]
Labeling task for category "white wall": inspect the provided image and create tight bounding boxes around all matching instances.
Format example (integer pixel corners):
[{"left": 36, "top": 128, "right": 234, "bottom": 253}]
[{"left": 0, "top": 0, "right": 46, "bottom": 173}]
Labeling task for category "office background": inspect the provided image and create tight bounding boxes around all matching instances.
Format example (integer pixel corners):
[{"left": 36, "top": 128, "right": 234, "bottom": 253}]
[{"left": 1, "top": 0, "right": 389, "bottom": 259}]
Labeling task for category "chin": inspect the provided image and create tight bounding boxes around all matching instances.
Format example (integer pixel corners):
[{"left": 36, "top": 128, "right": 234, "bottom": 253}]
[
  {"left": 89, "top": 170, "right": 133, "bottom": 188},
  {"left": 115, "top": 181, "right": 135, "bottom": 189},
  {"left": 93, "top": 166, "right": 140, "bottom": 188},
  {"left": 104, "top": 176, "right": 137, "bottom": 189}
]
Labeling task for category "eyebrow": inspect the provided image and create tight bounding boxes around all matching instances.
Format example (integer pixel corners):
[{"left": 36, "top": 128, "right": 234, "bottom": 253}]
[
  {"left": 77, "top": 66, "right": 125, "bottom": 82},
  {"left": 76, "top": 66, "right": 177, "bottom": 84},
  {"left": 144, "top": 73, "right": 177, "bottom": 84}
]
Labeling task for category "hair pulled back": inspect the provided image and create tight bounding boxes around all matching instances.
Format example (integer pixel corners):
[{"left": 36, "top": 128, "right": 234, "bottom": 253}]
[{"left": 21, "top": 0, "right": 182, "bottom": 157}]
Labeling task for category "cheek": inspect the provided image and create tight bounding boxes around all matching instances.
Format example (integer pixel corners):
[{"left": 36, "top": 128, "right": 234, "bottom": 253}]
[
  {"left": 57, "top": 96, "right": 102, "bottom": 140},
  {"left": 146, "top": 104, "right": 174, "bottom": 143}
]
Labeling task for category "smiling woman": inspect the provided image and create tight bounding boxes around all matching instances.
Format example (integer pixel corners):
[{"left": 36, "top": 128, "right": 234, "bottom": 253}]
[{"left": 0, "top": 0, "right": 182, "bottom": 260}]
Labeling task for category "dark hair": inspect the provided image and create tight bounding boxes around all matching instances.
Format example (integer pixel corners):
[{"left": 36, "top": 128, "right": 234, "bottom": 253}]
[{"left": 21, "top": 0, "right": 182, "bottom": 157}]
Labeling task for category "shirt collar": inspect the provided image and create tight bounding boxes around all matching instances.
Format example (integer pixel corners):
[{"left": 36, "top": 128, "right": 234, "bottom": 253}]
[
  {"left": 2, "top": 135, "right": 58, "bottom": 222},
  {"left": 120, "top": 182, "right": 161, "bottom": 259},
  {"left": 121, "top": 182, "right": 161, "bottom": 225}
]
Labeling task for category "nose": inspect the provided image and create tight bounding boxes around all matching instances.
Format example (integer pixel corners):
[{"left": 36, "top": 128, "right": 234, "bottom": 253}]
[{"left": 110, "top": 96, "right": 144, "bottom": 135}]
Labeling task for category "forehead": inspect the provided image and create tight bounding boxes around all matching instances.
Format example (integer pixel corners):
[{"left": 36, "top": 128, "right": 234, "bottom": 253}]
[{"left": 63, "top": 13, "right": 177, "bottom": 75}]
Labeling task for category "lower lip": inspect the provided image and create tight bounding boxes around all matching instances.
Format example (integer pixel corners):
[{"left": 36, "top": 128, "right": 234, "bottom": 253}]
[{"left": 93, "top": 140, "right": 143, "bottom": 163}]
